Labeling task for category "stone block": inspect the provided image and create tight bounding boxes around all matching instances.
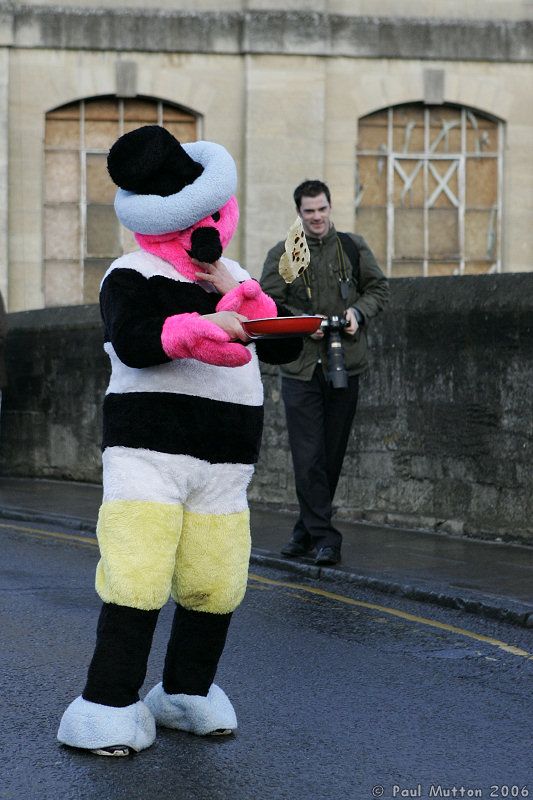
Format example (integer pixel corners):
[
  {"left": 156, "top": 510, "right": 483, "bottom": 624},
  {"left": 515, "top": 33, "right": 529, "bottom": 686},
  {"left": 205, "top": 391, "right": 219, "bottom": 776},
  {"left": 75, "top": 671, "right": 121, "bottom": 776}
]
[
  {"left": 424, "top": 68, "right": 445, "bottom": 105},
  {"left": 115, "top": 60, "right": 137, "bottom": 98},
  {"left": 436, "top": 519, "right": 465, "bottom": 536}
]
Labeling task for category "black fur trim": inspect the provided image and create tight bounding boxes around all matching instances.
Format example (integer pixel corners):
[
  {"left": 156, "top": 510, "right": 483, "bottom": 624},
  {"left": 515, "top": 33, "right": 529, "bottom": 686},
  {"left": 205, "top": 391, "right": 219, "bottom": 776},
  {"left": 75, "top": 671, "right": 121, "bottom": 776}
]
[
  {"left": 83, "top": 603, "right": 160, "bottom": 707},
  {"left": 100, "top": 268, "right": 220, "bottom": 369},
  {"left": 255, "top": 336, "right": 303, "bottom": 365},
  {"left": 107, "top": 125, "right": 203, "bottom": 197},
  {"left": 187, "top": 227, "right": 223, "bottom": 264},
  {"left": 103, "top": 392, "right": 264, "bottom": 463},
  {"left": 255, "top": 301, "right": 304, "bottom": 365},
  {"left": 163, "top": 605, "right": 232, "bottom": 697}
]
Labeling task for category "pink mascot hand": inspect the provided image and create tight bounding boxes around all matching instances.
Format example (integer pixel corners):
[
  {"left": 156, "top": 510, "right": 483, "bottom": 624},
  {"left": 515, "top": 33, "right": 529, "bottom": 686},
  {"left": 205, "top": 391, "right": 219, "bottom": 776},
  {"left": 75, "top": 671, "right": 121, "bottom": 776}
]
[
  {"left": 161, "top": 313, "right": 252, "bottom": 368},
  {"left": 216, "top": 279, "right": 277, "bottom": 320}
]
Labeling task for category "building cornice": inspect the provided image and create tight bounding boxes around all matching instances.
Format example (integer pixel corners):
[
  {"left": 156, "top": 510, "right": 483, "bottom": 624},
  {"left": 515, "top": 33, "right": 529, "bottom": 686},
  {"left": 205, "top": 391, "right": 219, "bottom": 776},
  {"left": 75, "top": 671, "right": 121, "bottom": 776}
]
[{"left": 1, "top": 5, "right": 532, "bottom": 62}]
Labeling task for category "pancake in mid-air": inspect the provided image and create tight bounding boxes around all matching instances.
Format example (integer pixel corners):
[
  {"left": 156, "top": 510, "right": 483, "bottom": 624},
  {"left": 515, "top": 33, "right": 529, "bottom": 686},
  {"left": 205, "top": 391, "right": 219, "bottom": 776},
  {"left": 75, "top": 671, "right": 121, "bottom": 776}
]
[{"left": 278, "top": 217, "right": 310, "bottom": 284}]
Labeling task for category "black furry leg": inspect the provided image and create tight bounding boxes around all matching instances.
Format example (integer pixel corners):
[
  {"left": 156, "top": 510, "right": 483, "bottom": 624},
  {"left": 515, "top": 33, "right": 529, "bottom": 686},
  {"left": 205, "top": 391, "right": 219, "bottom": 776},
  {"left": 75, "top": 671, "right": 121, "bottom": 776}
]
[
  {"left": 83, "top": 603, "right": 160, "bottom": 707},
  {"left": 162, "top": 604, "right": 232, "bottom": 697}
]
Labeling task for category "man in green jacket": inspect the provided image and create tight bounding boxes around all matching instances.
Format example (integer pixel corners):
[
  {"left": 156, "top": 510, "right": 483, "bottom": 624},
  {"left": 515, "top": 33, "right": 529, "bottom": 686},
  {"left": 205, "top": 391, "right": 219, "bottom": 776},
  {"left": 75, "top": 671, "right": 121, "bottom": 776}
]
[{"left": 260, "top": 180, "right": 389, "bottom": 565}]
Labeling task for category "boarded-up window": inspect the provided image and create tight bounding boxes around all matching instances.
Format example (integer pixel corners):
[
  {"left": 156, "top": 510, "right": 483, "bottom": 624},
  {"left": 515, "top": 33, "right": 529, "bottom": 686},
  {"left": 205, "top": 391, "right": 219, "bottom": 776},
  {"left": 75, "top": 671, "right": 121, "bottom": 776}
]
[
  {"left": 356, "top": 104, "right": 503, "bottom": 278},
  {"left": 44, "top": 97, "right": 199, "bottom": 305}
]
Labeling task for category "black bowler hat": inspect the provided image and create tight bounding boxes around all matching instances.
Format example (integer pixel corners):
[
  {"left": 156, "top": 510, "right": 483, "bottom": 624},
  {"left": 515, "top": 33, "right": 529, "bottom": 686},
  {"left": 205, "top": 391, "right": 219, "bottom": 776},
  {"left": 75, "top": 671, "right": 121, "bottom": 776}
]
[{"left": 107, "top": 125, "right": 204, "bottom": 197}]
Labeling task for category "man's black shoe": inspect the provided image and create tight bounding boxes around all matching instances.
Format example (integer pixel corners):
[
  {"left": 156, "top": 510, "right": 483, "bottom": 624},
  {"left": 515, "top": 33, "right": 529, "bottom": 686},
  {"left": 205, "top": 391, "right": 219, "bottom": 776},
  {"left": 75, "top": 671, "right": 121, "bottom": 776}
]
[
  {"left": 314, "top": 546, "right": 341, "bottom": 566},
  {"left": 280, "top": 540, "right": 314, "bottom": 557}
]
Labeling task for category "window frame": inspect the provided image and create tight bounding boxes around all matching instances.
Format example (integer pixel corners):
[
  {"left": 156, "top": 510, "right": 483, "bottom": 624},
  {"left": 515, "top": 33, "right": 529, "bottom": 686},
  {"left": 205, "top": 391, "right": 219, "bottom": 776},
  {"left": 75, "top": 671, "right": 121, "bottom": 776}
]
[
  {"left": 356, "top": 103, "right": 504, "bottom": 278},
  {"left": 43, "top": 96, "right": 201, "bottom": 305}
]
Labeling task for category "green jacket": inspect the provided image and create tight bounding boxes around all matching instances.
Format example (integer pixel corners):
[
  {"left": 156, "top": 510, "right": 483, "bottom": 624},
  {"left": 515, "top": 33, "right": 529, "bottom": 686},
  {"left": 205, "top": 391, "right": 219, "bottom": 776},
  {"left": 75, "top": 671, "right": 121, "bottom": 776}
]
[{"left": 260, "top": 225, "right": 389, "bottom": 380}]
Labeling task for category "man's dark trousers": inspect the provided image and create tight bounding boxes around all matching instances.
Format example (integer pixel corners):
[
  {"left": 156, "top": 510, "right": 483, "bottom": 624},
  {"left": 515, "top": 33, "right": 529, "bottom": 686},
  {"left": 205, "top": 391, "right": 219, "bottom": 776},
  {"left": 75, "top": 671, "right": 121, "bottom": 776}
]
[{"left": 281, "top": 366, "right": 359, "bottom": 551}]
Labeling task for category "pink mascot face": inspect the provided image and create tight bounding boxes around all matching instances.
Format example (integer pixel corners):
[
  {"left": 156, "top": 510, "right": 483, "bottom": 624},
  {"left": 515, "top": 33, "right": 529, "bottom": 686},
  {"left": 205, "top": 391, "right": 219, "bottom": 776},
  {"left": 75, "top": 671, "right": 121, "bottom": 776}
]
[
  {"left": 135, "top": 196, "right": 239, "bottom": 282},
  {"left": 185, "top": 197, "right": 239, "bottom": 250}
]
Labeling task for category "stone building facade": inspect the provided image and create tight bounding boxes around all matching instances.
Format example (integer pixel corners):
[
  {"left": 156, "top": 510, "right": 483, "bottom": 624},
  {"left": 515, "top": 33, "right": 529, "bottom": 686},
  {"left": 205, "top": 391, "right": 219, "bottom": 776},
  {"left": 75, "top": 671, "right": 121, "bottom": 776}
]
[{"left": 1, "top": 0, "right": 533, "bottom": 310}]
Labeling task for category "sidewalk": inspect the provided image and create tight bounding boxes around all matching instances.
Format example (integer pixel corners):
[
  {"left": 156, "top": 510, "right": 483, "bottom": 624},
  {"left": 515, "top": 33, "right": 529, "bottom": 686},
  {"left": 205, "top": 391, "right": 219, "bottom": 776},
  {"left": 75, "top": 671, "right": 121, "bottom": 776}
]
[{"left": 1, "top": 476, "right": 532, "bottom": 627}]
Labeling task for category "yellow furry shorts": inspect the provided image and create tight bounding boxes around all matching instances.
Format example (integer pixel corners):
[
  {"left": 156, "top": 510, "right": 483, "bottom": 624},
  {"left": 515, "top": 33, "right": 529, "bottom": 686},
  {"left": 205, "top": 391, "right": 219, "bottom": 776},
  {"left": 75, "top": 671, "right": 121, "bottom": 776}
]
[{"left": 94, "top": 447, "right": 254, "bottom": 613}]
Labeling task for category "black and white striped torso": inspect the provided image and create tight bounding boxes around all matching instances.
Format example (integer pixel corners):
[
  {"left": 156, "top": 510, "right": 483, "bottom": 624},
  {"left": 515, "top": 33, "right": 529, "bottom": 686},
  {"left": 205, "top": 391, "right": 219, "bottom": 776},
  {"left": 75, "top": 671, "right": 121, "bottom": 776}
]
[{"left": 100, "top": 251, "right": 264, "bottom": 465}]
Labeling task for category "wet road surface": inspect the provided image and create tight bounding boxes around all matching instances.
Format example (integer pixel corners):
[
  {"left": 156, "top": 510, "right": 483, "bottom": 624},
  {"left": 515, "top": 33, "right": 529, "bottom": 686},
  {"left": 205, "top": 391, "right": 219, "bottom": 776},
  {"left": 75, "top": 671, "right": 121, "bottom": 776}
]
[{"left": 1, "top": 519, "right": 532, "bottom": 800}]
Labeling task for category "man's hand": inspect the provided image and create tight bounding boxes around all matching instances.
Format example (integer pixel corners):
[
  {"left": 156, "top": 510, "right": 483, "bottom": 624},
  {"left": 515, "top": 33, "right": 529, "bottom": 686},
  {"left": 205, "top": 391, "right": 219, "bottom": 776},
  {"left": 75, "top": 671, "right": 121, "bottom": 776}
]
[
  {"left": 344, "top": 307, "right": 359, "bottom": 336},
  {"left": 310, "top": 314, "right": 326, "bottom": 340},
  {"left": 203, "top": 311, "right": 249, "bottom": 341},
  {"left": 193, "top": 259, "right": 240, "bottom": 295}
]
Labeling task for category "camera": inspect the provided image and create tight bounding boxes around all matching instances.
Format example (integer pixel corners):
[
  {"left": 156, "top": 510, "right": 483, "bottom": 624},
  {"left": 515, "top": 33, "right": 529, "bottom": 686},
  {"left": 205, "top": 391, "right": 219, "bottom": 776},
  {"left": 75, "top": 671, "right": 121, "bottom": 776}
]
[{"left": 320, "top": 315, "right": 349, "bottom": 388}]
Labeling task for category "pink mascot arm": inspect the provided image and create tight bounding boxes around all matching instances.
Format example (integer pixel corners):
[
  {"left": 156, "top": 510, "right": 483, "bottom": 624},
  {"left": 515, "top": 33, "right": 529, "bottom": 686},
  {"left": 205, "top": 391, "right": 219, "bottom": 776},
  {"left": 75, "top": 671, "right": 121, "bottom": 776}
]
[
  {"left": 161, "top": 313, "right": 251, "bottom": 368},
  {"left": 216, "top": 279, "right": 277, "bottom": 320}
]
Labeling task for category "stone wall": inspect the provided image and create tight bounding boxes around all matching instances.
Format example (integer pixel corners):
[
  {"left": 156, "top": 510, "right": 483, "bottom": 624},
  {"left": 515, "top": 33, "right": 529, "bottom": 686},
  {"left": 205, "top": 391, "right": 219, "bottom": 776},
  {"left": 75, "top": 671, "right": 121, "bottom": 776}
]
[
  {"left": 253, "top": 274, "right": 533, "bottom": 544},
  {"left": 1, "top": 273, "right": 532, "bottom": 543},
  {"left": 1, "top": 304, "right": 107, "bottom": 481}
]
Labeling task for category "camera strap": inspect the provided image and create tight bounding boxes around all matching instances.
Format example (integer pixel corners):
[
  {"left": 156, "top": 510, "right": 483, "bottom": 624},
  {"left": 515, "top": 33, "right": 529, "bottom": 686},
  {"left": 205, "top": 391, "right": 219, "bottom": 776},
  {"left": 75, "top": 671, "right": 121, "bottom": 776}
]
[
  {"left": 302, "top": 270, "right": 312, "bottom": 300},
  {"left": 335, "top": 238, "right": 351, "bottom": 304},
  {"left": 337, "top": 233, "right": 361, "bottom": 301},
  {"left": 301, "top": 233, "right": 360, "bottom": 303}
]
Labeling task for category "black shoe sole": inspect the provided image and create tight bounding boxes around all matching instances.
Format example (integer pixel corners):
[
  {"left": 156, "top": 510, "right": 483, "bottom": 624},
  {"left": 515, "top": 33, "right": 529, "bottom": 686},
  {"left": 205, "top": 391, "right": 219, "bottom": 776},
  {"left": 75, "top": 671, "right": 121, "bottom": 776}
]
[
  {"left": 314, "top": 550, "right": 341, "bottom": 566},
  {"left": 91, "top": 745, "right": 132, "bottom": 757},
  {"left": 280, "top": 546, "right": 314, "bottom": 557}
]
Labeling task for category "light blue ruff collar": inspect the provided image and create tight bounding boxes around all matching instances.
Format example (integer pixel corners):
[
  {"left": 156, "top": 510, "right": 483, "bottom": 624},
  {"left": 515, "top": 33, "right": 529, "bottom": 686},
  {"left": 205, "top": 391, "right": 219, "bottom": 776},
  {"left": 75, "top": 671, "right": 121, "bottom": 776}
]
[{"left": 114, "top": 141, "right": 237, "bottom": 235}]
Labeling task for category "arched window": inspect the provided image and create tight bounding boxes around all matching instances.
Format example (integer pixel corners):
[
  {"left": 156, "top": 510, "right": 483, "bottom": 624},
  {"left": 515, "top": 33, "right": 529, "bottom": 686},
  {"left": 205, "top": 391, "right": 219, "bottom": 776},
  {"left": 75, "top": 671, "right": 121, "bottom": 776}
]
[
  {"left": 355, "top": 103, "right": 503, "bottom": 277},
  {"left": 44, "top": 97, "right": 199, "bottom": 305}
]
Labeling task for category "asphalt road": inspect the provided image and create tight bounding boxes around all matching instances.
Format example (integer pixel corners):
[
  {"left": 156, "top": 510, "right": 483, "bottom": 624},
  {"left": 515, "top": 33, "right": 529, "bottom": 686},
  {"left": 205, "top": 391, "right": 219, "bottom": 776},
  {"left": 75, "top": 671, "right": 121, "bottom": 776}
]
[{"left": 1, "top": 519, "right": 532, "bottom": 800}]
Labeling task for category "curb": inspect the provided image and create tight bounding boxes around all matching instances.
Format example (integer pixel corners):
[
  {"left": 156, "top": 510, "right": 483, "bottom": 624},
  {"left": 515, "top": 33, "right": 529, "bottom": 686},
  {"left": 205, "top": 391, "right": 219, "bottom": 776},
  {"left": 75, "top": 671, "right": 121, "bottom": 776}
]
[
  {"left": 2, "top": 505, "right": 532, "bottom": 629},
  {"left": 251, "top": 551, "right": 533, "bottom": 629},
  {"left": 0, "top": 506, "right": 97, "bottom": 534}
]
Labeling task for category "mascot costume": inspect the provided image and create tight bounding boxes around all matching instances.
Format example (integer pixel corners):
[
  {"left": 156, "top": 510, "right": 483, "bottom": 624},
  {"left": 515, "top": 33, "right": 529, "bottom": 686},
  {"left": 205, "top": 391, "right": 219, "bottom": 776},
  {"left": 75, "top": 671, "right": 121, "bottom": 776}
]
[{"left": 57, "top": 125, "right": 301, "bottom": 756}]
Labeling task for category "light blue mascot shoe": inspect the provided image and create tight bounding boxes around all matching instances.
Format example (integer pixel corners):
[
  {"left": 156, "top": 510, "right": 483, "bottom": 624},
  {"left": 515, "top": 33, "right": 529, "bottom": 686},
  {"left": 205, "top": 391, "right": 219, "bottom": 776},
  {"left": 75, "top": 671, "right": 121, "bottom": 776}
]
[
  {"left": 144, "top": 683, "right": 237, "bottom": 736},
  {"left": 57, "top": 696, "right": 156, "bottom": 755}
]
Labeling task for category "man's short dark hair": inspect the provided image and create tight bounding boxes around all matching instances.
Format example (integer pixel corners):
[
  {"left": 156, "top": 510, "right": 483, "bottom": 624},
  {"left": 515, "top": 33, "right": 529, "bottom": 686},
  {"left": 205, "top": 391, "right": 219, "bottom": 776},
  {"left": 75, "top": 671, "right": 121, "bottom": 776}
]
[{"left": 293, "top": 180, "right": 331, "bottom": 210}]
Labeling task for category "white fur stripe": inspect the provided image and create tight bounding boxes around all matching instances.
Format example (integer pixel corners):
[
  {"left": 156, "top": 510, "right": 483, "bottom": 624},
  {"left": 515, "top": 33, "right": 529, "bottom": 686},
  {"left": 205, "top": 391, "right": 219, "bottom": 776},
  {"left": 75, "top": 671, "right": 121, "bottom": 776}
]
[
  {"left": 102, "top": 250, "right": 184, "bottom": 285},
  {"left": 102, "top": 252, "right": 250, "bottom": 286},
  {"left": 104, "top": 342, "right": 263, "bottom": 406},
  {"left": 102, "top": 252, "right": 262, "bottom": 405},
  {"left": 103, "top": 447, "right": 254, "bottom": 514},
  {"left": 218, "top": 256, "right": 250, "bottom": 283}
]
